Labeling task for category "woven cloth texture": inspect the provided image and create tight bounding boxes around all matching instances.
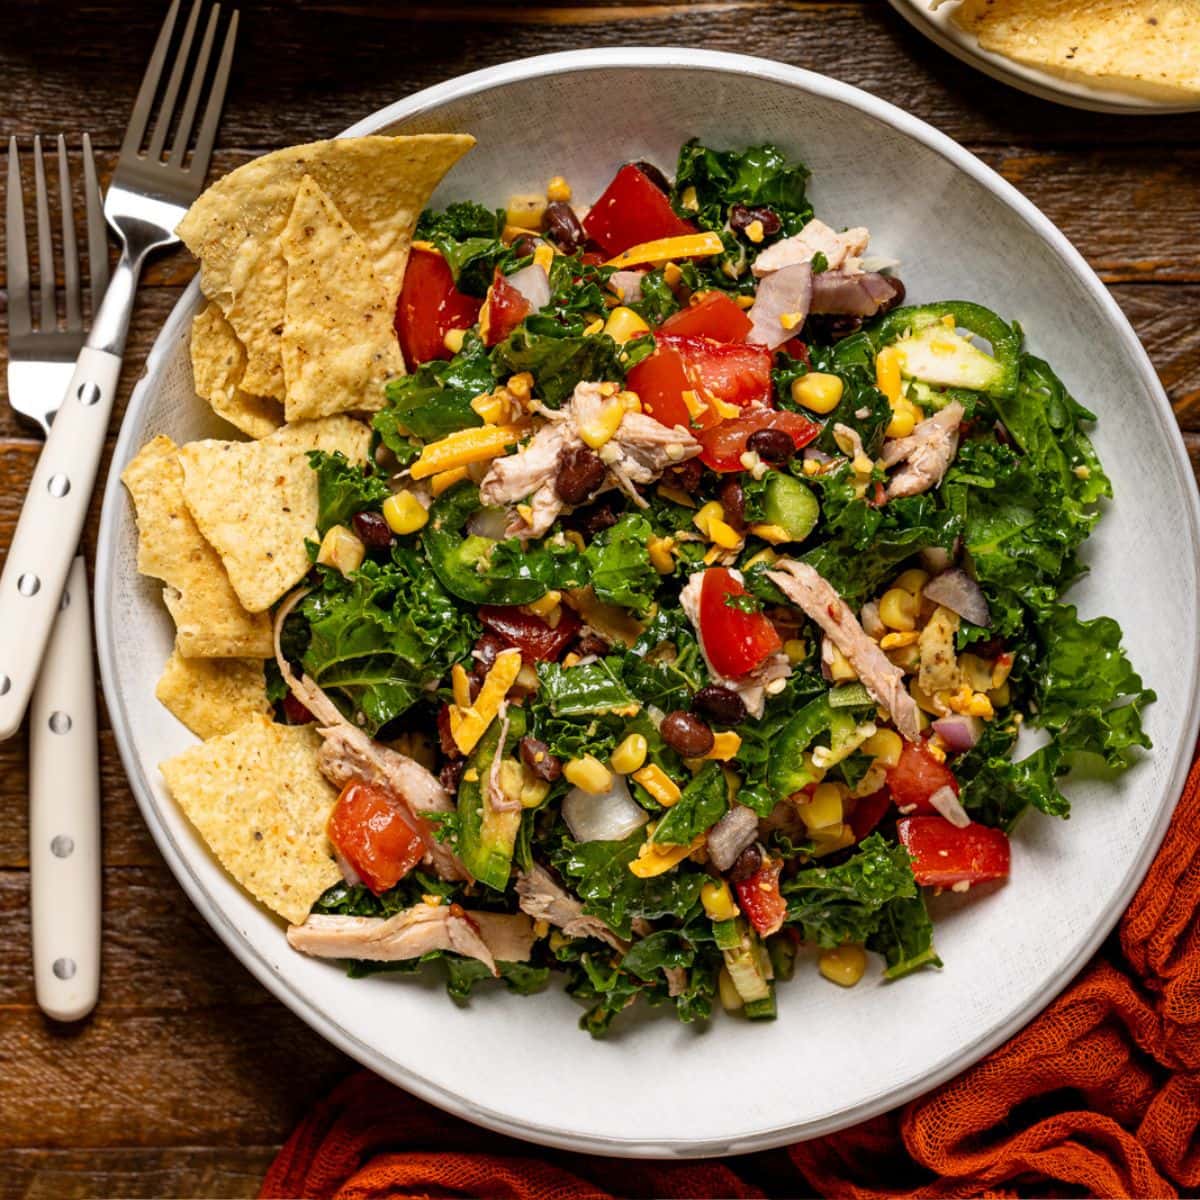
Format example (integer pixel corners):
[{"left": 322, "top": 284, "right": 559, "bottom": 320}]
[{"left": 262, "top": 748, "right": 1200, "bottom": 1200}]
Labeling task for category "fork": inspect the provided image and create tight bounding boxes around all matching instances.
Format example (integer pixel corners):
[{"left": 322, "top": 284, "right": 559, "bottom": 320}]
[
  {"left": 0, "top": 0, "right": 239, "bottom": 741},
  {"left": 7, "top": 134, "right": 109, "bottom": 1021}
]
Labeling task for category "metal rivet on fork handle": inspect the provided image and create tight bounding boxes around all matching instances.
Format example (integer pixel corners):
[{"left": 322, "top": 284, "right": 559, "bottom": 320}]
[
  {"left": 53, "top": 958, "right": 76, "bottom": 981},
  {"left": 17, "top": 573, "right": 40, "bottom": 596},
  {"left": 76, "top": 381, "right": 101, "bottom": 406},
  {"left": 47, "top": 474, "right": 70, "bottom": 497}
]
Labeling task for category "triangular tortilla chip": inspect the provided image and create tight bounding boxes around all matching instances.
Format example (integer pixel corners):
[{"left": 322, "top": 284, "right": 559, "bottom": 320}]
[
  {"left": 121, "top": 436, "right": 273, "bottom": 658},
  {"left": 156, "top": 649, "right": 271, "bottom": 739},
  {"left": 280, "top": 176, "right": 403, "bottom": 421},
  {"left": 177, "top": 416, "right": 371, "bottom": 613},
  {"left": 160, "top": 715, "right": 340, "bottom": 924},
  {"left": 177, "top": 134, "right": 474, "bottom": 398},
  {"left": 191, "top": 303, "right": 283, "bottom": 438}
]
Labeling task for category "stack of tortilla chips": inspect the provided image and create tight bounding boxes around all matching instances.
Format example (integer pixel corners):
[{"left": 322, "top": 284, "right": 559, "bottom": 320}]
[{"left": 123, "top": 134, "right": 473, "bottom": 924}]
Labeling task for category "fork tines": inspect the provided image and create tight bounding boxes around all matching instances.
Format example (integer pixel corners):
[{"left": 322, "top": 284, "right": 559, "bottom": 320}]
[
  {"left": 122, "top": 0, "right": 239, "bottom": 181},
  {"left": 6, "top": 134, "right": 109, "bottom": 342}
]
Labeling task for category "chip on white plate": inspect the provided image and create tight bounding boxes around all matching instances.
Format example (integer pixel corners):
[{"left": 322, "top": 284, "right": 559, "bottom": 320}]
[
  {"left": 155, "top": 649, "right": 271, "bottom": 739},
  {"left": 191, "top": 303, "right": 283, "bottom": 439},
  {"left": 177, "top": 134, "right": 474, "bottom": 398},
  {"left": 121, "top": 435, "right": 274, "bottom": 658},
  {"left": 177, "top": 415, "right": 371, "bottom": 613},
  {"left": 160, "top": 715, "right": 340, "bottom": 925}
]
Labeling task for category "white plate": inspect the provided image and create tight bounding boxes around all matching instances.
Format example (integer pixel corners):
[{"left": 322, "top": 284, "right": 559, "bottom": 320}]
[
  {"left": 95, "top": 48, "right": 1200, "bottom": 1157},
  {"left": 889, "top": 0, "right": 1200, "bottom": 114}
]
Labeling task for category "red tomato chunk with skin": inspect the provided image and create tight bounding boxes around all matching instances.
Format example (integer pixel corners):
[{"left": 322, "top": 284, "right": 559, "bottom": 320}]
[
  {"left": 698, "top": 566, "right": 782, "bottom": 679},
  {"left": 658, "top": 291, "right": 752, "bottom": 342},
  {"left": 479, "top": 604, "right": 581, "bottom": 662},
  {"left": 848, "top": 787, "right": 892, "bottom": 842},
  {"left": 483, "top": 268, "right": 531, "bottom": 348},
  {"left": 897, "top": 816, "right": 1011, "bottom": 887},
  {"left": 394, "top": 247, "right": 482, "bottom": 365},
  {"left": 327, "top": 780, "right": 426, "bottom": 895},
  {"left": 734, "top": 856, "right": 787, "bottom": 937},
  {"left": 581, "top": 163, "right": 697, "bottom": 257},
  {"left": 886, "top": 740, "right": 960, "bottom": 815},
  {"left": 697, "top": 409, "right": 819, "bottom": 473}
]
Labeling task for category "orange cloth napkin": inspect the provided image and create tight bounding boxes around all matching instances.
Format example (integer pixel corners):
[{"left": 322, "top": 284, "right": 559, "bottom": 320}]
[{"left": 262, "top": 748, "right": 1200, "bottom": 1200}]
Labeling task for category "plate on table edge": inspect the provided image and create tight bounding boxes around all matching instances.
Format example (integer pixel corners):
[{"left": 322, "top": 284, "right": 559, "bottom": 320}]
[
  {"left": 95, "top": 48, "right": 1200, "bottom": 1158},
  {"left": 889, "top": 0, "right": 1200, "bottom": 115}
]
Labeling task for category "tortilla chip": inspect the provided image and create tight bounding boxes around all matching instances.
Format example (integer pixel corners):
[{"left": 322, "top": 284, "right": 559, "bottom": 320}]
[
  {"left": 177, "top": 416, "right": 371, "bottom": 613},
  {"left": 280, "top": 177, "right": 404, "bottom": 421},
  {"left": 160, "top": 715, "right": 340, "bottom": 924},
  {"left": 950, "top": 0, "right": 1200, "bottom": 99},
  {"left": 177, "top": 134, "right": 474, "bottom": 398},
  {"left": 121, "top": 436, "right": 274, "bottom": 658},
  {"left": 191, "top": 303, "right": 283, "bottom": 439},
  {"left": 156, "top": 648, "right": 271, "bottom": 739}
]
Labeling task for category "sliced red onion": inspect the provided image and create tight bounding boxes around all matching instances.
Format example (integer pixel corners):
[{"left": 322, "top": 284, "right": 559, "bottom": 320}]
[
  {"left": 746, "top": 262, "right": 813, "bottom": 350},
  {"left": 467, "top": 507, "right": 511, "bottom": 541},
  {"left": 920, "top": 546, "right": 953, "bottom": 574},
  {"left": 810, "top": 269, "right": 897, "bottom": 317},
  {"left": 929, "top": 784, "right": 971, "bottom": 829},
  {"left": 609, "top": 269, "right": 645, "bottom": 304},
  {"left": 932, "top": 715, "right": 982, "bottom": 753},
  {"left": 505, "top": 263, "right": 551, "bottom": 313},
  {"left": 562, "top": 776, "right": 648, "bottom": 843},
  {"left": 924, "top": 568, "right": 991, "bottom": 627},
  {"left": 707, "top": 804, "right": 759, "bottom": 872},
  {"left": 803, "top": 446, "right": 833, "bottom": 464}
]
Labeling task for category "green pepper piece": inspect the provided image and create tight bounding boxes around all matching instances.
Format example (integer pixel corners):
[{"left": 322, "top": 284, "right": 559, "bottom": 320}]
[
  {"left": 767, "top": 694, "right": 833, "bottom": 799},
  {"left": 457, "top": 705, "right": 527, "bottom": 891}
]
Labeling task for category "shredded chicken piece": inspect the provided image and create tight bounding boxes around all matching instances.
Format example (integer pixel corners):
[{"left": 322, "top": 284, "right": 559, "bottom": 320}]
[
  {"left": 766, "top": 559, "right": 922, "bottom": 742},
  {"left": 664, "top": 966, "right": 688, "bottom": 998},
  {"left": 287, "top": 906, "right": 535, "bottom": 975},
  {"left": 478, "top": 381, "right": 700, "bottom": 537},
  {"left": 753, "top": 219, "right": 871, "bottom": 278},
  {"left": 678, "top": 571, "right": 791, "bottom": 719},
  {"left": 515, "top": 865, "right": 628, "bottom": 953},
  {"left": 882, "top": 402, "right": 964, "bottom": 500},
  {"left": 486, "top": 712, "right": 520, "bottom": 813}
]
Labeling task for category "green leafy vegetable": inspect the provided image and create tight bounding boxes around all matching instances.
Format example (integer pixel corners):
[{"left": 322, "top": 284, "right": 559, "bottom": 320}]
[
  {"left": 490, "top": 320, "right": 626, "bottom": 408},
  {"left": 416, "top": 202, "right": 514, "bottom": 296},
  {"left": 537, "top": 657, "right": 636, "bottom": 717},
  {"left": 308, "top": 451, "right": 390, "bottom": 536},
  {"left": 650, "top": 761, "right": 728, "bottom": 845},
  {"left": 583, "top": 513, "right": 658, "bottom": 615},
  {"left": 375, "top": 332, "right": 491, "bottom": 446}
]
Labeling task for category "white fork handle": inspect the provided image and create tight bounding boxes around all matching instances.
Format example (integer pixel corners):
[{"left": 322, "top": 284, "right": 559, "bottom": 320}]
[
  {"left": 0, "top": 344, "right": 121, "bottom": 740},
  {"left": 30, "top": 555, "right": 100, "bottom": 1021}
]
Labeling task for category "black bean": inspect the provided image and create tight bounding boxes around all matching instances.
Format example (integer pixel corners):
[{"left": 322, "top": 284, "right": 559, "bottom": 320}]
[
  {"left": 511, "top": 234, "right": 540, "bottom": 258},
  {"left": 660, "top": 710, "right": 715, "bottom": 758},
  {"left": 574, "top": 632, "right": 611, "bottom": 659},
  {"left": 439, "top": 759, "right": 465, "bottom": 793},
  {"left": 692, "top": 684, "right": 748, "bottom": 726},
  {"left": 805, "top": 314, "right": 863, "bottom": 343},
  {"left": 579, "top": 502, "right": 618, "bottom": 537},
  {"left": 729, "top": 843, "right": 763, "bottom": 883},
  {"left": 746, "top": 428, "right": 797, "bottom": 465},
  {"left": 668, "top": 458, "right": 704, "bottom": 494},
  {"left": 544, "top": 201, "right": 585, "bottom": 254},
  {"left": 877, "top": 275, "right": 906, "bottom": 315},
  {"left": 630, "top": 160, "right": 671, "bottom": 195},
  {"left": 520, "top": 735, "right": 563, "bottom": 782},
  {"left": 719, "top": 478, "right": 746, "bottom": 532},
  {"left": 352, "top": 510, "right": 394, "bottom": 549},
  {"left": 729, "top": 204, "right": 783, "bottom": 239},
  {"left": 556, "top": 446, "right": 607, "bottom": 506}
]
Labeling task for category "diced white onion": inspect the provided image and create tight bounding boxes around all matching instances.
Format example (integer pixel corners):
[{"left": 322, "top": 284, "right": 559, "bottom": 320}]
[
  {"left": 929, "top": 784, "right": 971, "bottom": 828},
  {"left": 562, "top": 776, "right": 648, "bottom": 843},
  {"left": 505, "top": 263, "right": 551, "bottom": 312}
]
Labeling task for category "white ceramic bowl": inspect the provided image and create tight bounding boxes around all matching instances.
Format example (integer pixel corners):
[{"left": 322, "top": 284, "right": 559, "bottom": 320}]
[{"left": 96, "top": 49, "right": 1200, "bottom": 1157}]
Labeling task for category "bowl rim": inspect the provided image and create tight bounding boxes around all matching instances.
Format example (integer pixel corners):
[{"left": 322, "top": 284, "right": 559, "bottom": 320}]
[{"left": 95, "top": 46, "right": 1200, "bottom": 1157}]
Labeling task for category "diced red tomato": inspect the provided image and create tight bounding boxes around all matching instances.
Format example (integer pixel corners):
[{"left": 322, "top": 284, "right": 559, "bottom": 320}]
[
  {"left": 658, "top": 291, "right": 751, "bottom": 341},
  {"left": 697, "top": 409, "right": 820, "bottom": 472},
  {"left": 897, "top": 816, "right": 1011, "bottom": 887},
  {"left": 733, "top": 855, "right": 787, "bottom": 937},
  {"left": 698, "top": 567, "right": 783, "bottom": 679},
  {"left": 886, "top": 741, "right": 960, "bottom": 815},
  {"left": 627, "top": 334, "right": 772, "bottom": 432},
  {"left": 482, "top": 268, "right": 532, "bottom": 348},
  {"left": 327, "top": 780, "right": 427, "bottom": 895},
  {"left": 281, "top": 693, "right": 314, "bottom": 725},
  {"left": 394, "top": 247, "right": 482, "bottom": 365},
  {"left": 479, "top": 604, "right": 582, "bottom": 662},
  {"left": 848, "top": 788, "right": 892, "bottom": 842},
  {"left": 581, "top": 164, "right": 696, "bottom": 258},
  {"left": 780, "top": 337, "right": 811, "bottom": 365}
]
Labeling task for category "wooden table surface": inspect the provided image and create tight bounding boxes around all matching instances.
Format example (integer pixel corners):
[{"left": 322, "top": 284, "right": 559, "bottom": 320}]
[{"left": 1, "top": 2, "right": 1198, "bottom": 1195}]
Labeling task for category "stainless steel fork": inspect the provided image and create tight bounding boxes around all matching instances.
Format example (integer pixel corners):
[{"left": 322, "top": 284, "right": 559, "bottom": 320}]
[{"left": 0, "top": 0, "right": 239, "bottom": 740}]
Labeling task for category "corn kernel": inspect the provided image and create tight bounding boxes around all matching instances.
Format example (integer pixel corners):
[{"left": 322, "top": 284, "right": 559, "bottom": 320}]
[
  {"left": 705, "top": 731, "right": 742, "bottom": 761},
  {"left": 989, "top": 680, "right": 1011, "bottom": 708},
  {"left": 748, "top": 523, "right": 792, "bottom": 545},
  {"left": 819, "top": 944, "right": 867, "bottom": 987},
  {"left": 579, "top": 398, "right": 625, "bottom": 449},
  {"left": 525, "top": 590, "right": 562, "bottom": 620},
  {"left": 679, "top": 186, "right": 699, "bottom": 212},
  {"left": 506, "top": 192, "right": 546, "bottom": 229},
  {"left": 620, "top": 390, "right": 642, "bottom": 413},
  {"left": 648, "top": 536, "right": 676, "bottom": 574},
  {"left": 791, "top": 372, "right": 844, "bottom": 415},
  {"left": 862, "top": 728, "right": 903, "bottom": 767},
  {"left": 735, "top": 294, "right": 755, "bottom": 309},
  {"left": 797, "top": 782, "right": 844, "bottom": 831},
  {"left": 879, "top": 630, "right": 919, "bottom": 650},
  {"left": 316, "top": 524, "right": 365, "bottom": 576},
  {"left": 603, "top": 305, "right": 651, "bottom": 345},
  {"left": 827, "top": 643, "right": 858, "bottom": 682},
  {"left": 701, "top": 880, "right": 740, "bottom": 922},
  {"left": 959, "top": 652, "right": 994, "bottom": 693},
  {"left": 744, "top": 218, "right": 765, "bottom": 244},
  {"left": 546, "top": 175, "right": 571, "bottom": 203},
  {"left": 893, "top": 568, "right": 929, "bottom": 597},
  {"left": 718, "top": 966, "right": 744, "bottom": 1011},
  {"left": 663, "top": 261, "right": 683, "bottom": 287},
  {"left": 693, "top": 500, "right": 724, "bottom": 537},
  {"left": 520, "top": 767, "right": 551, "bottom": 808},
  {"left": 879, "top": 587, "right": 918, "bottom": 632},
  {"left": 633, "top": 763, "right": 683, "bottom": 807},
  {"left": 442, "top": 327, "right": 466, "bottom": 355},
  {"left": 610, "top": 733, "right": 648, "bottom": 776},
  {"left": 779, "top": 310, "right": 805, "bottom": 331},
  {"left": 382, "top": 491, "right": 429, "bottom": 535},
  {"left": 885, "top": 400, "right": 918, "bottom": 439},
  {"left": 563, "top": 755, "right": 612, "bottom": 795},
  {"left": 532, "top": 243, "right": 555, "bottom": 273},
  {"left": 471, "top": 391, "right": 510, "bottom": 425},
  {"left": 875, "top": 345, "right": 902, "bottom": 404},
  {"left": 744, "top": 547, "right": 778, "bottom": 569},
  {"left": 784, "top": 638, "right": 807, "bottom": 665},
  {"left": 506, "top": 372, "right": 533, "bottom": 403},
  {"left": 964, "top": 692, "right": 995, "bottom": 719}
]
